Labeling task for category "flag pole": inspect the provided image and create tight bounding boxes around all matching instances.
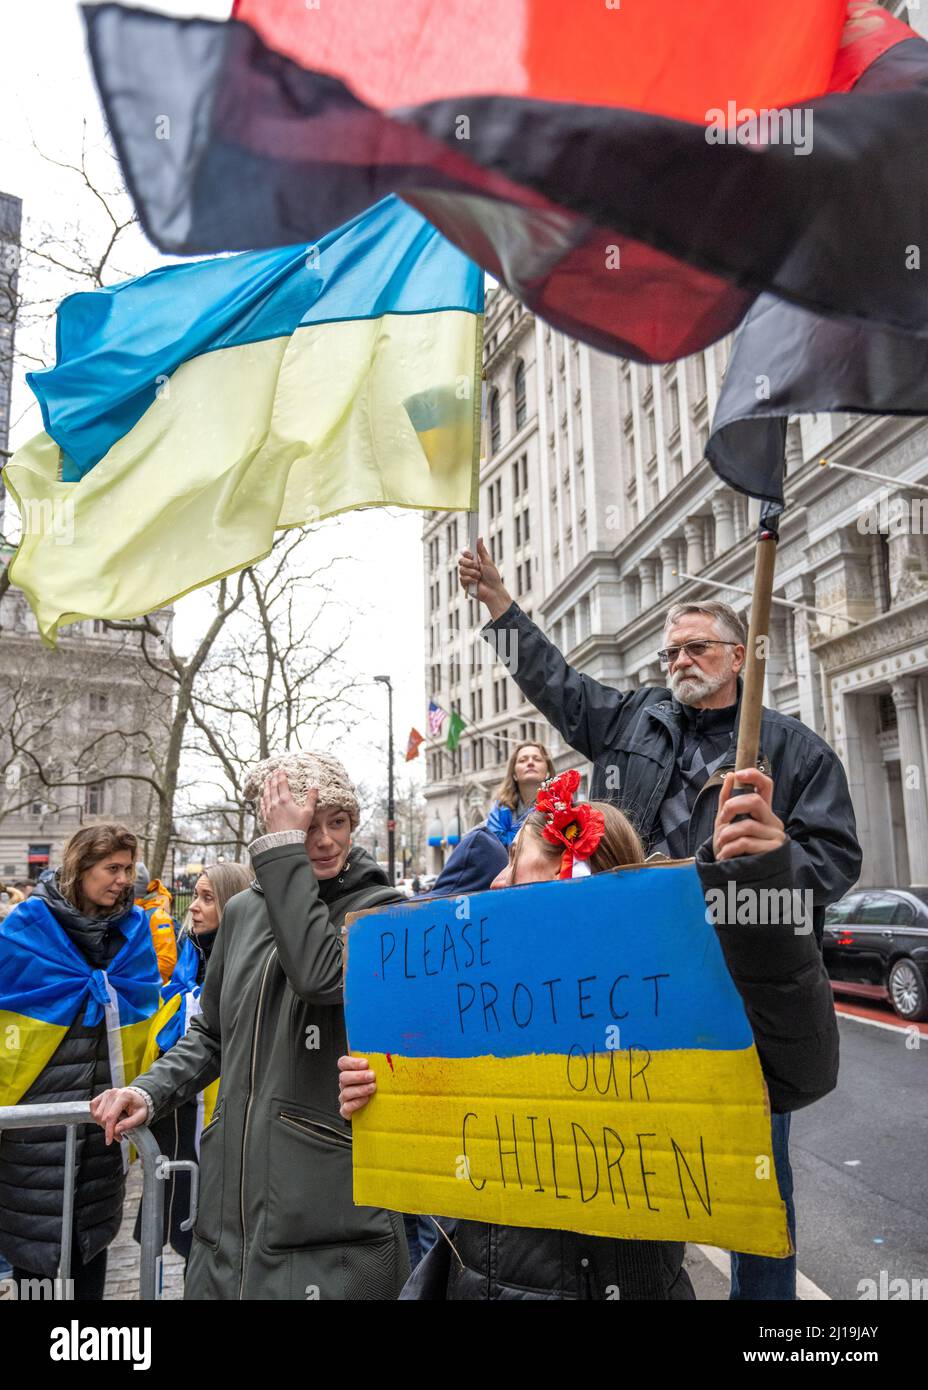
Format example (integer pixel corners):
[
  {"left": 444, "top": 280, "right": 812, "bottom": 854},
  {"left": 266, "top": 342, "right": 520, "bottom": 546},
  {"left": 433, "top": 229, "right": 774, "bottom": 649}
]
[
  {"left": 466, "top": 372, "right": 487, "bottom": 600},
  {"left": 733, "top": 513, "right": 779, "bottom": 783}
]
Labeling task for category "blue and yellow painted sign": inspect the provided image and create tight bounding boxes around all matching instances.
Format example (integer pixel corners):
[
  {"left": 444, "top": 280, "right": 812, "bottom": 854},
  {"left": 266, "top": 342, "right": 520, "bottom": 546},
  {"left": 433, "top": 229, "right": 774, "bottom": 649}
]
[{"left": 345, "top": 862, "right": 791, "bottom": 1256}]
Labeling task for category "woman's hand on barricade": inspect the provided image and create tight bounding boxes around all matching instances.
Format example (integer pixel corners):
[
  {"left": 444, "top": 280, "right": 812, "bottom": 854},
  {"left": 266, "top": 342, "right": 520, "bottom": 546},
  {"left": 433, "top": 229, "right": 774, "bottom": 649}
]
[
  {"left": 260, "top": 769, "right": 318, "bottom": 835},
  {"left": 337, "top": 1054, "right": 376, "bottom": 1119},
  {"left": 90, "top": 1088, "right": 149, "bottom": 1145},
  {"left": 713, "top": 768, "right": 786, "bottom": 861}
]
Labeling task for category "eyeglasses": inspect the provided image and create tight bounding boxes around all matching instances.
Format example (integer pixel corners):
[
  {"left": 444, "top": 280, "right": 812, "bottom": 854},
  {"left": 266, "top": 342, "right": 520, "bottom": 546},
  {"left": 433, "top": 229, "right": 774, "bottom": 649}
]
[{"left": 657, "top": 639, "right": 741, "bottom": 669}]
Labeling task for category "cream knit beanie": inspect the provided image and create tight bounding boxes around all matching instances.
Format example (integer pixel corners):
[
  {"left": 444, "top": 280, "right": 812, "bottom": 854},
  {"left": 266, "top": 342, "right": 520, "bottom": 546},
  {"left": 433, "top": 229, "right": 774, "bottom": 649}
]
[{"left": 242, "top": 751, "right": 361, "bottom": 832}]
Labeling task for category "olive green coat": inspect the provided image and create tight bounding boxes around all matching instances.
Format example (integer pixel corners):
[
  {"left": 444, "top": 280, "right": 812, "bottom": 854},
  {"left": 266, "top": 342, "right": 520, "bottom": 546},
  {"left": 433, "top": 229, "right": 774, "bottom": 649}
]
[{"left": 132, "top": 842, "right": 410, "bottom": 1300}]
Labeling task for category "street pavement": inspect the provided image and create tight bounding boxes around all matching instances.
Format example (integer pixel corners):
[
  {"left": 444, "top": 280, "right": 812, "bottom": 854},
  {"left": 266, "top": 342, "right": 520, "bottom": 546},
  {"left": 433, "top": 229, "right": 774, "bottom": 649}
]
[{"left": 789, "top": 999, "right": 928, "bottom": 1301}]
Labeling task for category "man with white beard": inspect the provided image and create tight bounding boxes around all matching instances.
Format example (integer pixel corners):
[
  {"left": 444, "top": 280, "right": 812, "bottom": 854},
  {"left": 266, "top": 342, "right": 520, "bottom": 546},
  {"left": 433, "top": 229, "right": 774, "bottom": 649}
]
[{"left": 459, "top": 538, "right": 861, "bottom": 1301}]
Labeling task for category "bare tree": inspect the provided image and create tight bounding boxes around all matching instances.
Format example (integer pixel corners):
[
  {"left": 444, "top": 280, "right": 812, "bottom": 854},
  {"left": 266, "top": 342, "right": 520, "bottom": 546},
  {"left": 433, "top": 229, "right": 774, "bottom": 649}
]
[{"left": 180, "top": 528, "right": 369, "bottom": 853}]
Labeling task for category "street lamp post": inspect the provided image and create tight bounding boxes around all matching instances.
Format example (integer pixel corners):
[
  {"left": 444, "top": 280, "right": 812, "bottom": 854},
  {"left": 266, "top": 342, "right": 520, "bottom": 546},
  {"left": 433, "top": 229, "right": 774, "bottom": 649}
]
[{"left": 374, "top": 675, "right": 396, "bottom": 885}]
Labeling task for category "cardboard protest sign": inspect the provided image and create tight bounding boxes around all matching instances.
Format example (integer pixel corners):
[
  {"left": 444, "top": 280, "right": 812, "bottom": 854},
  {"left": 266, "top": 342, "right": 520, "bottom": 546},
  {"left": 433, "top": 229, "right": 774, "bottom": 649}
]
[{"left": 344, "top": 862, "right": 790, "bottom": 1256}]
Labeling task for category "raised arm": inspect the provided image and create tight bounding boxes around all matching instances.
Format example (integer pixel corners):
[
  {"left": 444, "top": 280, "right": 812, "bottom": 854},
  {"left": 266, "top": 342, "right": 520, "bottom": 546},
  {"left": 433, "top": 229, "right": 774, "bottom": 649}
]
[{"left": 460, "top": 538, "right": 633, "bottom": 761}]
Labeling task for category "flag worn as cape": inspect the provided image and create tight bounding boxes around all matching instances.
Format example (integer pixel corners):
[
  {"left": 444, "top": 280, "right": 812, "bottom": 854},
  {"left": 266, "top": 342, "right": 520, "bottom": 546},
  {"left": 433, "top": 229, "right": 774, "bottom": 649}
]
[
  {"left": 707, "top": 27, "right": 928, "bottom": 509},
  {"left": 3, "top": 194, "right": 483, "bottom": 646},
  {"left": 0, "top": 898, "right": 161, "bottom": 1107},
  {"left": 139, "top": 936, "right": 219, "bottom": 1140},
  {"left": 82, "top": 1, "right": 926, "bottom": 371}
]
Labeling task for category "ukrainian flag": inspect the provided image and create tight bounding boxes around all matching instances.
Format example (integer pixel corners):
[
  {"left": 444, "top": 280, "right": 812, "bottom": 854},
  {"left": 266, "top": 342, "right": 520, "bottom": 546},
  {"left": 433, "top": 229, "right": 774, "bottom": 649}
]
[
  {"left": 345, "top": 863, "right": 791, "bottom": 1257},
  {"left": 140, "top": 937, "right": 219, "bottom": 1139},
  {"left": 0, "top": 898, "right": 162, "bottom": 1107},
  {"left": 4, "top": 195, "right": 483, "bottom": 645}
]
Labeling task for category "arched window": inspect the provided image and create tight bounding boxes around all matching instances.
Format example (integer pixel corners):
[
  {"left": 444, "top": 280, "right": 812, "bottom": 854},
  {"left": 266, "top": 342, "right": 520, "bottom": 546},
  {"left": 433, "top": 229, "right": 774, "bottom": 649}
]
[
  {"left": 514, "top": 360, "right": 527, "bottom": 429},
  {"left": 489, "top": 388, "right": 501, "bottom": 454}
]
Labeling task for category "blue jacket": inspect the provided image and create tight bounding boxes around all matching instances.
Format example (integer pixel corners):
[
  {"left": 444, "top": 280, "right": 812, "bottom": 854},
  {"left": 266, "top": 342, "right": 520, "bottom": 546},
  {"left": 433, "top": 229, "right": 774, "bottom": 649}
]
[
  {"left": 484, "top": 800, "right": 529, "bottom": 848},
  {"left": 414, "top": 827, "right": 508, "bottom": 899}
]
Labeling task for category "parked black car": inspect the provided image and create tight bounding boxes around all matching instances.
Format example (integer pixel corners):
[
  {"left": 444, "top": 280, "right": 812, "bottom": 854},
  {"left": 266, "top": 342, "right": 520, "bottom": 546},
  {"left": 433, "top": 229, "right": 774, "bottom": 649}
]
[{"left": 823, "top": 888, "right": 928, "bottom": 1021}]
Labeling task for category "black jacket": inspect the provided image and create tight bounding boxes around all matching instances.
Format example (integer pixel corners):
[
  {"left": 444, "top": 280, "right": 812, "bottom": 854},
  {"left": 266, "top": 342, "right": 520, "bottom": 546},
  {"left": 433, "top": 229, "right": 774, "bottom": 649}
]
[
  {"left": 0, "top": 871, "right": 136, "bottom": 1276},
  {"left": 402, "top": 838, "right": 840, "bottom": 1301},
  {"left": 482, "top": 602, "right": 862, "bottom": 940}
]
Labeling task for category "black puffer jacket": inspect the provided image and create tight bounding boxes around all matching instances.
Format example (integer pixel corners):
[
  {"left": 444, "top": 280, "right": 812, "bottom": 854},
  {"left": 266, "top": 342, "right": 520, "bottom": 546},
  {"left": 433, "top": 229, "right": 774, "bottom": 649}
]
[
  {"left": 0, "top": 871, "right": 136, "bottom": 1276},
  {"left": 402, "top": 839, "right": 839, "bottom": 1301}
]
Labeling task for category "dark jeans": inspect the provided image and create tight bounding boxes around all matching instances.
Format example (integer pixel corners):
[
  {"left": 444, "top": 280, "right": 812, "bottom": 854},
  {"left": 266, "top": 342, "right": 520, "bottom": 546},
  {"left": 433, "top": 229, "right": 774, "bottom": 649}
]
[
  {"left": 404, "top": 1213, "right": 447, "bottom": 1269},
  {"left": 11, "top": 1242, "right": 108, "bottom": 1301},
  {"left": 730, "top": 1111, "right": 796, "bottom": 1300}
]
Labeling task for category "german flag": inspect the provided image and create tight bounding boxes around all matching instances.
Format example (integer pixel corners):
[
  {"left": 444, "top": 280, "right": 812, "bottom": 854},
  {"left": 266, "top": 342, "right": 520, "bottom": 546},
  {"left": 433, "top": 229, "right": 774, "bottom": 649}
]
[{"left": 84, "top": 2, "right": 925, "bottom": 367}]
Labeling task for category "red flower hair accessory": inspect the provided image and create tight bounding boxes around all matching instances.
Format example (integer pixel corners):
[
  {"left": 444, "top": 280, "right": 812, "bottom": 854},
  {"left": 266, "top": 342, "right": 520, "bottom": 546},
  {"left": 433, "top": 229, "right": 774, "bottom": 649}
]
[{"left": 535, "top": 771, "right": 605, "bottom": 879}]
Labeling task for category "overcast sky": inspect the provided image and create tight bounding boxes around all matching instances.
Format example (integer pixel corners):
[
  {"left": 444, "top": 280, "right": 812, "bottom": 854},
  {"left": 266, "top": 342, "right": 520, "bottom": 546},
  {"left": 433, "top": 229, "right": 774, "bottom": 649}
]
[{"left": 1, "top": 0, "right": 433, "bottom": 796}]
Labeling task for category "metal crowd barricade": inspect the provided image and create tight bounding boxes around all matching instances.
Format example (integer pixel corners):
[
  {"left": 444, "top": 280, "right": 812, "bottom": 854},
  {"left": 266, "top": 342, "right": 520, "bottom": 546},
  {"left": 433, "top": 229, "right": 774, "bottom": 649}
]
[{"left": 0, "top": 1101, "right": 198, "bottom": 1301}]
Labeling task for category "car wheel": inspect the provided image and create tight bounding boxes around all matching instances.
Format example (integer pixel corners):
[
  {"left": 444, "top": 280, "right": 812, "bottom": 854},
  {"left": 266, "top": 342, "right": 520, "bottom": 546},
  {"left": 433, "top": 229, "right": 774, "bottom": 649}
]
[{"left": 888, "top": 958, "right": 928, "bottom": 1022}]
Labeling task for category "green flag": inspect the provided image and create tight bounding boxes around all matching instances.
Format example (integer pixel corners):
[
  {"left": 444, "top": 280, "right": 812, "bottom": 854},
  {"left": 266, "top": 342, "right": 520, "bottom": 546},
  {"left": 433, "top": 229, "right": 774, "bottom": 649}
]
[{"left": 446, "top": 711, "right": 466, "bottom": 752}]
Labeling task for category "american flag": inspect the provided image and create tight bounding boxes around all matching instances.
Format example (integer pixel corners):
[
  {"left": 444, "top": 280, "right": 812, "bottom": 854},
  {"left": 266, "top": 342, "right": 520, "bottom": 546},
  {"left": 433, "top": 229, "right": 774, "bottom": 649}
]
[{"left": 427, "top": 700, "right": 447, "bottom": 737}]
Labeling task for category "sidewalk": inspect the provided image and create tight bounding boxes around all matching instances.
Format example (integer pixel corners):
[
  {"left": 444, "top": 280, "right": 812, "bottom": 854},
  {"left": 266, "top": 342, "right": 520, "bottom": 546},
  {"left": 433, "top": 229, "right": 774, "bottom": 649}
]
[{"left": 4, "top": 1168, "right": 729, "bottom": 1300}]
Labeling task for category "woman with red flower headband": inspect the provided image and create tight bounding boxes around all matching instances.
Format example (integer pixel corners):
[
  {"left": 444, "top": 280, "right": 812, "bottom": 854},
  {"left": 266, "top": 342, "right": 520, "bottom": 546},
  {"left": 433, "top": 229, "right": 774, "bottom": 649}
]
[{"left": 338, "top": 767, "right": 838, "bottom": 1301}]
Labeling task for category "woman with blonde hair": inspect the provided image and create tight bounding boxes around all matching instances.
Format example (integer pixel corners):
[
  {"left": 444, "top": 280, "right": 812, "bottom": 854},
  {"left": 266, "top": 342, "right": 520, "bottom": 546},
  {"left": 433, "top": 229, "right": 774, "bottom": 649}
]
[
  {"left": 92, "top": 750, "right": 411, "bottom": 1300},
  {"left": 485, "top": 739, "right": 556, "bottom": 846},
  {"left": 133, "top": 859, "right": 253, "bottom": 1268},
  {"left": 0, "top": 824, "right": 161, "bottom": 1299}
]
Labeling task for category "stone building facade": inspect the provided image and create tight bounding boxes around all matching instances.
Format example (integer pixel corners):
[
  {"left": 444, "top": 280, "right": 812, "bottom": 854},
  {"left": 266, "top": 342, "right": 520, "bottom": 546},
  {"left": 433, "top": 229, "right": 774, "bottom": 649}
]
[
  {"left": 0, "top": 587, "right": 176, "bottom": 882},
  {"left": 0, "top": 189, "right": 175, "bottom": 881},
  {"left": 422, "top": 283, "right": 928, "bottom": 886}
]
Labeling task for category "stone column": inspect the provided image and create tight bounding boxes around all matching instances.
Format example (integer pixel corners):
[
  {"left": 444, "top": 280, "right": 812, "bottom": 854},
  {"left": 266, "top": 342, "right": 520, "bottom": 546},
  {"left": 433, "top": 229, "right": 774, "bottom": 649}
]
[
  {"left": 810, "top": 527, "right": 882, "bottom": 628},
  {"left": 891, "top": 676, "right": 928, "bottom": 885},
  {"left": 711, "top": 493, "right": 736, "bottom": 556},
  {"left": 784, "top": 575, "right": 824, "bottom": 732},
  {"left": 684, "top": 519, "right": 706, "bottom": 575},
  {"left": 638, "top": 557, "right": 658, "bottom": 612},
  {"left": 886, "top": 493, "right": 928, "bottom": 605},
  {"left": 660, "top": 541, "right": 680, "bottom": 594},
  {"left": 621, "top": 573, "right": 638, "bottom": 629}
]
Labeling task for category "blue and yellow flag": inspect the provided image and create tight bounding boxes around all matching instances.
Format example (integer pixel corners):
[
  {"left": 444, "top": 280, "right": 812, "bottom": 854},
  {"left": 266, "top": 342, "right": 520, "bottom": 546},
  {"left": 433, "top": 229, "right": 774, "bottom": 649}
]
[
  {"left": 4, "top": 195, "right": 483, "bottom": 645},
  {"left": 140, "top": 936, "right": 219, "bottom": 1140},
  {"left": 0, "top": 899, "right": 162, "bottom": 1107},
  {"left": 345, "top": 863, "right": 791, "bottom": 1257}
]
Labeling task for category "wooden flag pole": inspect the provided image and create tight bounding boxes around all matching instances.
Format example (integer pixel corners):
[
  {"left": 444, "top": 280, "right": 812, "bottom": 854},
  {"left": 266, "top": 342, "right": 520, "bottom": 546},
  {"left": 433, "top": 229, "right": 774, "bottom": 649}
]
[
  {"left": 466, "top": 371, "right": 487, "bottom": 601},
  {"left": 734, "top": 526, "right": 778, "bottom": 782}
]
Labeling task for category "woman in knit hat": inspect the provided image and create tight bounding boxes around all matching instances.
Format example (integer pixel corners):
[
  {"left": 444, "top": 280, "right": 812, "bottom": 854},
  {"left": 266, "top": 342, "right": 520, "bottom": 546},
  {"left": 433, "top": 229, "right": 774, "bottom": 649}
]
[{"left": 91, "top": 751, "right": 410, "bottom": 1300}]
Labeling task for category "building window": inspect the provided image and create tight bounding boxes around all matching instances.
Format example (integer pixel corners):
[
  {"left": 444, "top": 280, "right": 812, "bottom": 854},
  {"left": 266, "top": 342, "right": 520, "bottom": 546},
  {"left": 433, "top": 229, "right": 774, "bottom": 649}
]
[
  {"left": 490, "top": 389, "right": 501, "bottom": 454},
  {"left": 668, "top": 380, "right": 679, "bottom": 433},
  {"left": 85, "top": 783, "right": 103, "bottom": 815},
  {"left": 515, "top": 514, "right": 521, "bottom": 547},
  {"left": 523, "top": 509, "right": 530, "bottom": 542},
  {"left": 514, "top": 360, "right": 527, "bottom": 429},
  {"left": 513, "top": 459, "right": 521, "bottom": 497}
]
